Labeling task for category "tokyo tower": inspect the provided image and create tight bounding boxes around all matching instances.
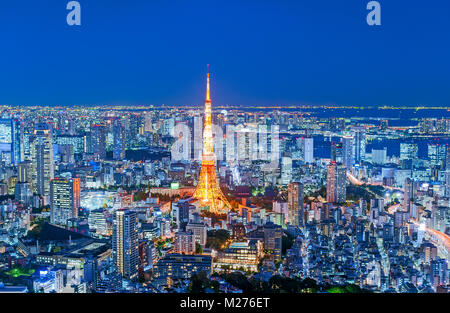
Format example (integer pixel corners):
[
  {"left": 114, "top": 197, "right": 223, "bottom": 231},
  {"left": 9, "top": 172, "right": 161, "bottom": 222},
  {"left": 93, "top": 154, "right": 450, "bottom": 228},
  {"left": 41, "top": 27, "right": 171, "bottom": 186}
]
[{"left": 193, "top": 66, "right": 231, "bottom": 214}]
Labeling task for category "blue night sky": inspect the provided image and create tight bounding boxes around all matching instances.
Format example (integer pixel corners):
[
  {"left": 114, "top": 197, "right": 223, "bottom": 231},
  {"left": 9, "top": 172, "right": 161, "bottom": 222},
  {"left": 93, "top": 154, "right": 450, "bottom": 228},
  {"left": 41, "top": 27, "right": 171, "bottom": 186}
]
[{"left": 0, "top": 0, "right": 449, "bottom": 107}]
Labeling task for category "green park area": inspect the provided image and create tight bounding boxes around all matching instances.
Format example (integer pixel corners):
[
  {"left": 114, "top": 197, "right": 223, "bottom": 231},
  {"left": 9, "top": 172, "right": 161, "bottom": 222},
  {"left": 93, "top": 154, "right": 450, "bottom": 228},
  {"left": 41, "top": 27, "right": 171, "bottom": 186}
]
[{"left": 5, "top": 267, "right": 35, "bottom": 278}]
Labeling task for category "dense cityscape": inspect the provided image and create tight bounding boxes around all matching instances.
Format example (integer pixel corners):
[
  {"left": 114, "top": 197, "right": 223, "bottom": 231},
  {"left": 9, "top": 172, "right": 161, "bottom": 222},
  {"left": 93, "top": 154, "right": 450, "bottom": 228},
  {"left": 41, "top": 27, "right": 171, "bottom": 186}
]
[{"left": 0, "top": 71, "right": 448, "bottom": 294}]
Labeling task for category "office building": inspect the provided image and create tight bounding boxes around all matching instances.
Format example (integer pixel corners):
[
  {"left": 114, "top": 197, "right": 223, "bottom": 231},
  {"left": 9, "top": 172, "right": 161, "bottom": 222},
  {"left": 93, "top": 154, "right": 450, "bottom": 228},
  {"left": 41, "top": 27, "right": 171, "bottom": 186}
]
[
  {"left": 50, "top": 177, "right": 81, "bottom": 225},
  {"left": 428, "top": 143, "right": 446, "bottom": 168},
  {"left": 31, "top": 123, "right": 54, "bottom": 196},
  {"left": 400, "top": 143, "right": 418, "bottom": 160},
  {"left": 351, "top": 127, "right": 366, "bottom": 164},
  {"left": 342, "top": 136, "right": 353, "bottom": 170},
  {"left": 185, "top": 222, "right": 207, "bottom": 247}
]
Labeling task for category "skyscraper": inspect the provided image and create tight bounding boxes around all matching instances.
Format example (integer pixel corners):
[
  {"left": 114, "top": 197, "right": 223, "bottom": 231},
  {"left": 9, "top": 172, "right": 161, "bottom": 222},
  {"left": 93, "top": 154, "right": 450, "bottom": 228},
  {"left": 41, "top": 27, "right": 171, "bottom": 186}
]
[
  {"left": 18, "top": 160, "right": 32, "bottom": 183},
  {"left": 326, "top": 162, "right": 346, "bottom": 203},
  {"left": 0, "top": 118, "right": 23, "bottom": 165},
  {"left": 331, "top": 142, "right": 344, "bottom": 163},
  {"left": 281, "top": 156, "right": 292, "bottom": 185},
  {"left": 193, "top": 115, "right": 203, "bottom": 161},
  {"left": 446, "top": 145, "right": 450, "bottom": 171},
  {"left": 304, "top": 137, "right": 314, "bottom": 163},
  {"left": 445, "top": 172, "right": 450, "bottom": 198},
  {"left": 31, "top": 123, "right": 54, "bottom": 197},
  {"left": 113, "top": 210, "right": 139, "bottom": 280},
  {"left": 91, "top": 124, "right": 107, "bottom": 160},
  {"left": 288, "top": 182, "right": 304, "bottom": 227},
  {"left": 50, "top": 177, "right": 81, "bottom": 225},
  {"left": 403, "top": 177, "right": 415, "bottom": 213},
  {"left": 400, "top": 142, "right": 418, "bottom": 160},
  {"left": 193, "top": 67, "right": 231, "bottom": 214},
  {"left": 342, "top": 136, "right": 353, "bottom": 170},
  {"left": 351, "top": 127, "right": 366, "bottom": 164},
  {"left": 0, "top": 118, "right": 13, "bottom": 164},
  {"left": 144, "top": 111, "right": 153, "bottom": 132},
  {"left": 428, "top": 143, "right": 446, "bottom": 168},
  {"left": 113, "top": 119, "right": 126, "bottom": 160}
]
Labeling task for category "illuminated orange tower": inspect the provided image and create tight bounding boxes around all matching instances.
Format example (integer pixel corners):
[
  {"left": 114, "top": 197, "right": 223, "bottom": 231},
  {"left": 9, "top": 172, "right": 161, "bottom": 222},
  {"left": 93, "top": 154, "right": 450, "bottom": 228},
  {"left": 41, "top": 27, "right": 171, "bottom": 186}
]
[{"left": 193, "top": 66, "right": 231, "bottom": 213}]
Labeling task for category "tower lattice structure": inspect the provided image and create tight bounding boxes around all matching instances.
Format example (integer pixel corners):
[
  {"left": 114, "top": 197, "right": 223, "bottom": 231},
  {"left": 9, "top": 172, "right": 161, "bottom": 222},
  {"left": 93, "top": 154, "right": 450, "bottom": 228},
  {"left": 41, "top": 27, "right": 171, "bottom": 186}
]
[{"left": 193, "top": 68, "right": 231, "bottom": 214}]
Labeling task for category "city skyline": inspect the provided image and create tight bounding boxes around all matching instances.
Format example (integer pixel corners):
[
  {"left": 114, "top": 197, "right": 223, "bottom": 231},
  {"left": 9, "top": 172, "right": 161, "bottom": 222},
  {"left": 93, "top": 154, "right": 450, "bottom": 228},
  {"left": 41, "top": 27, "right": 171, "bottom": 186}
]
[
  {"left": 0, "top": 98, "right": 448, "bottom": 295},
  {"left": 1, "top": 1, "right": 450, "bottom": 107}
]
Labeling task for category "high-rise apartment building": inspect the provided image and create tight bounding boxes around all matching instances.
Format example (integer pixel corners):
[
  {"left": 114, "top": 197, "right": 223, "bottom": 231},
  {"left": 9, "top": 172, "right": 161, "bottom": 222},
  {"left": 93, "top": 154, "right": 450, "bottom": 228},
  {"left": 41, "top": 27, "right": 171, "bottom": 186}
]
[
  {"left": 113, "top": 210, "right": 139, "bottom": 280},
  {"left": 326, "top": 162, "right": 347, "bottom": 203},
  {"left": 174, "top": 231, "right": 195, "bottom": 254},
  {"left": 288, "top": 182, "right": 304, "bottom": 227},
  {"left": 185, "top": 222, "right": 207, "bottom": 248}
]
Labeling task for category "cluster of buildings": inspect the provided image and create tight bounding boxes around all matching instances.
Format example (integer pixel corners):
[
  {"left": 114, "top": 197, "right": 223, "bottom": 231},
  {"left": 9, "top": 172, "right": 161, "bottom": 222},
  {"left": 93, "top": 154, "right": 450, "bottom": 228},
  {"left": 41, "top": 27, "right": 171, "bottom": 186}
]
[{"left": 0, "top": 77, "right": 448, "bottom": 293}]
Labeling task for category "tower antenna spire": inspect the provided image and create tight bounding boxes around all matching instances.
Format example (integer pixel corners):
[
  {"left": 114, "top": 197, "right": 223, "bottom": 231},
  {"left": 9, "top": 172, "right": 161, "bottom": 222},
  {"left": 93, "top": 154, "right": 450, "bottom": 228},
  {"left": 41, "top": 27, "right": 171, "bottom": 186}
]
[{"left": 206, "top": 64, "right": 211, "bottom": 102}]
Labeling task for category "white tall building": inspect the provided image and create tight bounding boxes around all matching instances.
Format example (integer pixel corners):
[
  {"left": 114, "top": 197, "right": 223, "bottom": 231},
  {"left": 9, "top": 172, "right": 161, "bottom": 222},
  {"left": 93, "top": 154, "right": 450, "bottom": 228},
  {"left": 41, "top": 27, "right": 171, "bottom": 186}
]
[
  {"left": 445, "top": 172, "right": 450, "bottom": 198},
  {"left": 342, "top": 136, "right": 353, "bottom": 170},
  {"left": 144, "top": 112, "right": 153, "bottom": 132},
  {"left": 303, "top": 137, "right": 314, "bottom": 163},
  {"left": 88, "top": 208, "right": 108, "bottom": 236},
  {"left": 400, "top": 143, "right": 418, "bottom": 160},
  {"left": 281, "top": 156, "right": 292, "bottom": 185},
  {"left": 428, "top": 143, "right": 446, "bottom": 168}
]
